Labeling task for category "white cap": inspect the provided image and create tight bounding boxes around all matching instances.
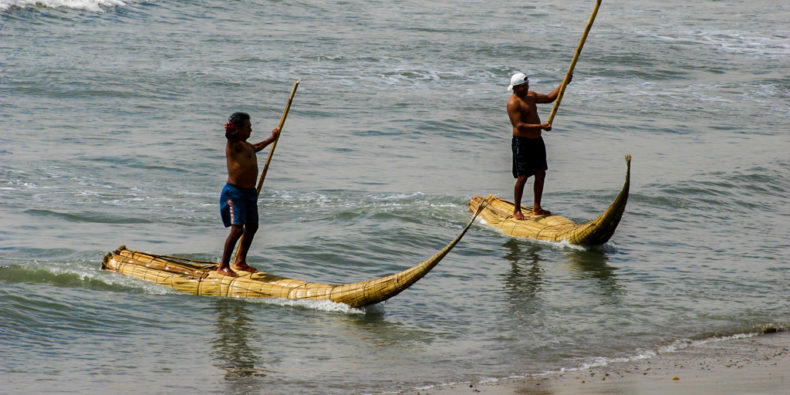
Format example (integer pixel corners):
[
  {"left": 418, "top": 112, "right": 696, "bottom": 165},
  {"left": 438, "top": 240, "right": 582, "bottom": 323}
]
[{"left": 507, "top": 72, "right": 529, "bottom": 91}]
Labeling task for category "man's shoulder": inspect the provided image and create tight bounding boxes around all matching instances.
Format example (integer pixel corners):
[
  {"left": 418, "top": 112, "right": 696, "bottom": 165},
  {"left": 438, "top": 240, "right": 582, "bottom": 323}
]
[
  {"left": 508, "top": 94, "right": 535, "bottom": 107},
  {"left": 227, "top": 139, "right": 252, "bottom": 152}
]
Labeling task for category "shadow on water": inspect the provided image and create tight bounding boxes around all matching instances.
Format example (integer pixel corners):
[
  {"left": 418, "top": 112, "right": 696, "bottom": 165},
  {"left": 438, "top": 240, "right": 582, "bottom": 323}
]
[
  {"left": 501, "top": 239, "right": 545, "bottom": 312},
  {"left": 565, "top": 248, "right": 622, "bottom": 300},
  {"left": 499, "top": 240, "right": 622, "bottom": 307},
  {"left": 211, "top": 298, "right": 267, "bottom": 391},
  {"left": 330, "top": 307, "right": 439, "bottom": 350}
]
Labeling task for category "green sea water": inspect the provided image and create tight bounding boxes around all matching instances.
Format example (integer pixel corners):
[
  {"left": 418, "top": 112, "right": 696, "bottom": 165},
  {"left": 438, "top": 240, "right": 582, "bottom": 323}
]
[{"left": 1, "top": 0, "right": 789, "bottom": 393}]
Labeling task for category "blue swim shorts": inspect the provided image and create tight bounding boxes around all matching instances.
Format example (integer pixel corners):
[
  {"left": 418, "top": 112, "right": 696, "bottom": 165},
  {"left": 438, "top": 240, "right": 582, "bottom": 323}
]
[{"left": 220, "top": 183, "right": 258, "bottom": 227}]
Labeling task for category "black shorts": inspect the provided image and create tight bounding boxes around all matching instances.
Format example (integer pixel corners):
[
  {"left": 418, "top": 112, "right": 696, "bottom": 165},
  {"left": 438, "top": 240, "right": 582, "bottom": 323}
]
[{"left": 512, "top": 136, "right": 548, "bottom": 178}]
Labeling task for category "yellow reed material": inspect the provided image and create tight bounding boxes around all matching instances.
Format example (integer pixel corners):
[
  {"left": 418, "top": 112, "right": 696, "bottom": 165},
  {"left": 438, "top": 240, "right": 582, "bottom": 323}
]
[
  {"left": 102, "top": 199, "right": 491, "bottom": 307},
  {"left": 469, "top": 154, "right": 630, "bottom": 246}
]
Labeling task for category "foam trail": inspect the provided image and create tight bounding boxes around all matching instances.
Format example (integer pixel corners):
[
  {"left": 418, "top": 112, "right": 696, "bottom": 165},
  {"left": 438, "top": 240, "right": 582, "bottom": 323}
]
[
  {"left": 0, "top": 0, "right": 129, "bottom": 12},
  {"left": 244, "top": 296, "right": 369, "bottom": 315}
]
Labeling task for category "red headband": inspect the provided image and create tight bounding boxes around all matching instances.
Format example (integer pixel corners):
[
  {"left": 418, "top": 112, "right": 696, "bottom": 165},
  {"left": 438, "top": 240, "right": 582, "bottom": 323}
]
[{"left": 225, "top": 122, "right": 239, "bottom": 139}]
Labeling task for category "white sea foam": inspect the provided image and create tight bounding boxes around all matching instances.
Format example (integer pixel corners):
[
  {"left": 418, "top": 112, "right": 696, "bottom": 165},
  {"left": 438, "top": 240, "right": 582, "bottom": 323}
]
[
  {"left": 51, "top": 263, "right": 181, "bottom": 295},
  {"left": 0, "top": 0, "right": 130, "bottom": 12},
  {"left": 551, "top": 332, "right": 763, "bottom": 375},
  {"left": 698, "top": 30, "right": 790, "bottom": 58},
  {"left": 244, "top": 295, "right": 369, "bottom": 315},
  {"left": 268, "top": 189, "right": 460, "bottom": 213},
  {"left": 639, "top": 27, "right": 790, "bottom": 59},
  {"left": 401, "top": 333, "right": 775, "bottom": 393}
]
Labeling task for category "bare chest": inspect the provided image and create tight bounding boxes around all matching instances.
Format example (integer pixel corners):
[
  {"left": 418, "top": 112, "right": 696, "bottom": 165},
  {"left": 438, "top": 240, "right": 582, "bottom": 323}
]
[{"left": 227, "top": 142, "right": 257, "bottom": 167}]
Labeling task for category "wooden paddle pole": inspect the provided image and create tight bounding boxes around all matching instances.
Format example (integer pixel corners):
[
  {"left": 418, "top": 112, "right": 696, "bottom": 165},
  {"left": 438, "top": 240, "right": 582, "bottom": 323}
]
[
  {"left": 546, "top": 0, "right": 601, "bottom": 127},
  {"left": 232, "top": 80, "right": 299, "bottom": 265},
  {"left": 256, "top": 80, "right": 299, "bottom": 195}
]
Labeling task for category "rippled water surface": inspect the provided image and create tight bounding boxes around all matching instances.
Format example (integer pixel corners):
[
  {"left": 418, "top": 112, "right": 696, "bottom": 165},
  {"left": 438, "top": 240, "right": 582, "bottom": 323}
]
[{"left": 1, "top": 0, "right": 789, "bottom": 393}]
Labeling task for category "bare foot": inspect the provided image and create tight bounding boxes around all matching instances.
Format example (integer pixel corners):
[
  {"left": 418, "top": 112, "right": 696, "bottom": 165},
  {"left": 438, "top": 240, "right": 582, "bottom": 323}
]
[
  {"left": 532, "top": 208, "right": 551, "bottom": 216},
  {"left": 231, "top": 262, "right": 258, "bottom": 274},
  {"left": 216, "top": 266, "right": 238, "bottom": 277},
  {"left": 512, "top": 211, "right": 526, "bottom": 220}
]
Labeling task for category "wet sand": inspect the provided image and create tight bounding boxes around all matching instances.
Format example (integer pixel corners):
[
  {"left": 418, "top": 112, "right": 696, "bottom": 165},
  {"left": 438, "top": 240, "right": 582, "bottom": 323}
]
[{"left": 408, "top": 330, "right": 790, "bottom": 394}]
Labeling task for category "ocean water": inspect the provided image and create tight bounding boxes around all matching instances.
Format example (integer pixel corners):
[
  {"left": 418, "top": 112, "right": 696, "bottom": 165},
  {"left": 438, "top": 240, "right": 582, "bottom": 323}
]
[{"left": 1, "top": 0, "right": 789, "bottom": 393}]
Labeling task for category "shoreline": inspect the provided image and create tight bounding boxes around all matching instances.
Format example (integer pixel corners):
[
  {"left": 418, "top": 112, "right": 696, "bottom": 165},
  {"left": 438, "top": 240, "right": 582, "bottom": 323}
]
[{"left": 408, "top": 329, "right": 790, "bottom": 394}]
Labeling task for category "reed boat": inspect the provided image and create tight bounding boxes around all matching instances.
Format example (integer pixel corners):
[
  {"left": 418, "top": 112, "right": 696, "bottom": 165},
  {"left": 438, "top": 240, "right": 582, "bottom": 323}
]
[
  {"left": 102, "top": 201, "right": 489, "bottom": 308},
  {"left": 469, "top": 155, "right": 631, "bottom": 246}
]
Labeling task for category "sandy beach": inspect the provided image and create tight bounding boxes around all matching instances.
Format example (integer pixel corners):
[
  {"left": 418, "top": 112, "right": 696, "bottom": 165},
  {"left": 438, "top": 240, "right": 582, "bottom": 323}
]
[{"left": 411, "top": 329, "right": 790, "bottom": 395}]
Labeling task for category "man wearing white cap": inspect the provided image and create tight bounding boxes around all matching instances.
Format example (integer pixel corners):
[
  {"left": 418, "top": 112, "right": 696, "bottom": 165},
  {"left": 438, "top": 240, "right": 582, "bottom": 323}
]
[{"left": 506, "top": 71, "right": 570, "bottom": 220}]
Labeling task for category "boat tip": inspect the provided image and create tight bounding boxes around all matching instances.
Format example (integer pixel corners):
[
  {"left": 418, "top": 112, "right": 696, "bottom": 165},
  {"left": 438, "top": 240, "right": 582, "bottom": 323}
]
[{"left": 101, "top": 252, "right": 111, "bottom": 269}]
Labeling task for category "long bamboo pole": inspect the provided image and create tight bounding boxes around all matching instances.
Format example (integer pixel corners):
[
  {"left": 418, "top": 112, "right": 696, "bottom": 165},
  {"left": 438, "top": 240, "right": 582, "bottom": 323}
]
[
  {"left": 546, "top": 0, "right": 601, "bottom": 127},
  {"left": 256, "top": 80, "right": 299, "bottom": 195},
  {"left": 232, "top": 80, "right": 299, "bottom": 265}
]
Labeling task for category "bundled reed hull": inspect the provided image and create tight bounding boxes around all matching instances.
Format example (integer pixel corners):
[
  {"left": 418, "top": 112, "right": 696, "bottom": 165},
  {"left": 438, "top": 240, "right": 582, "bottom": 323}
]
[
  {"left": 102, "top": 201, "right": 489, "bottom": 308},
  {"left": 469, "top": 155, "right": 631, "bottom": 246}
]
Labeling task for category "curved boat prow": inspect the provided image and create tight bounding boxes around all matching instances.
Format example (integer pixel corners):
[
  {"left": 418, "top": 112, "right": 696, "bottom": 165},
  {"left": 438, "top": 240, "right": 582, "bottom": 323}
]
[
  {"left": 468, "top": 155, "right": 631, "bottom": 246},
  {"left": 330, "top": 197, "right": 491, "bottom": 307},
  {"left": 564, "top": 154, "right": 631, "bottom": 245}
]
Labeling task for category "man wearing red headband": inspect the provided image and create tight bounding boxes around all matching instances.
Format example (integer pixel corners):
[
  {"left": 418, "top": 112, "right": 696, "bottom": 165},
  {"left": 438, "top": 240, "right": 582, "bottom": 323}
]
[{"left": 218, "top": 112, "right": 280, "bottom": 277}]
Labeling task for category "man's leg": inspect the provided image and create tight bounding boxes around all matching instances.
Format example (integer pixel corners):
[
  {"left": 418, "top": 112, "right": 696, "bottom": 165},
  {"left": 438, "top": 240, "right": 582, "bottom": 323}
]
[
  {"left": 218, "top": 225, "right": 244, "bottom": 277},
  {"left": 532, "top": 170, "right": 550, "bottom": 216},
  {"left": 232, "top": 223, "right": 259, "bottom": 273},
  {"left": 513, "top": 175, "right": 529, "bottom": 220}
]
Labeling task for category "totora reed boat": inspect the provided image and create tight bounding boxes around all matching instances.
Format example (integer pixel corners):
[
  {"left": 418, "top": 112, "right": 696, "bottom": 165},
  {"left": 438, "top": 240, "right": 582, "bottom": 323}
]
[
  {"left": 468, "top": 155, "right": 631, "bottom": 246},
  {"left": 102, "top": 200, "right": 490, "bottom": 308}
]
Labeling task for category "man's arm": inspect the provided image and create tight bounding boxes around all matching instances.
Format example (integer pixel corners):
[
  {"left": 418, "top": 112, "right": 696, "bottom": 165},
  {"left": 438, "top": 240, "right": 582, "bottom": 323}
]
[
  {"left": 507, "top": 100, "right": 551, "bottom": 133},
  {"left": 534, "top": 74, "right": 572, "bottom": 104},
  {"left": 252, "top": 128, "right": 281, "bottom": 152},
  {"left": 514, "top": 121, "right": 552, "bottom": 133},
  {"left": 533, "top": 87, "right": 559, "bottom": 104}
]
